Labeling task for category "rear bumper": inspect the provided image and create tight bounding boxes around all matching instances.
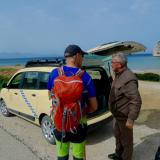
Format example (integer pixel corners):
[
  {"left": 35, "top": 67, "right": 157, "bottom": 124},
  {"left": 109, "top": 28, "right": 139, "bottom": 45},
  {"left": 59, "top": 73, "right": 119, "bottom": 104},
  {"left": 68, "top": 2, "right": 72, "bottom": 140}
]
[{"left": 88, "top": 111, "right": 113, "bottom": 130}]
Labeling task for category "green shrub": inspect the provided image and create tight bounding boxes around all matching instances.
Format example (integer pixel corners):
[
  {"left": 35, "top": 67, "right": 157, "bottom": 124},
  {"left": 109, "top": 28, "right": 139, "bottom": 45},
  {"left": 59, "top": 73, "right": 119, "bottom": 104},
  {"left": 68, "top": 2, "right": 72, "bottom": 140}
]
[
  {"left": 135, "top": 73, "right": 160, "bottom": 82},
  {"left": 15, "top": 64, "right": 22, "bottom": 66},
  {"left": 0, "top": 75, "right": 11, "bottom": 90},
  {"left": 0, "top": 68, "right": 16, "bottom": 72}
]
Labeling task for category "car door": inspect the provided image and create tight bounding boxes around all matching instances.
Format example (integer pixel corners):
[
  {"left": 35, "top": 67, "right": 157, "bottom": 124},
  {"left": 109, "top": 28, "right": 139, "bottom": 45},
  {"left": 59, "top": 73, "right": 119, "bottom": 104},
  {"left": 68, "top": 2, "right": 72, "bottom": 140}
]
[
  {"left": 36, "top": 72, "right": 51, "bottom": 115},
  {"left": 19, "top": 71, "right": 39, "bottom": 121},
  {"left": 5, "top": 72, "right": 24, "bottom": 113}
]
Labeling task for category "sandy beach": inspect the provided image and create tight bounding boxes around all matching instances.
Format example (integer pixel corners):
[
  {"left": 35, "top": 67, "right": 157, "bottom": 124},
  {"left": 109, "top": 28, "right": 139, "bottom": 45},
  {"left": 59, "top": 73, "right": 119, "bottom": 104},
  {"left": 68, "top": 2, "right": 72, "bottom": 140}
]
[
  {"left": 139, "top": 80, "right": 160, "bottom": 110},
  {"left": 136, "top": 80, "right": 160, "bottom": 130}
]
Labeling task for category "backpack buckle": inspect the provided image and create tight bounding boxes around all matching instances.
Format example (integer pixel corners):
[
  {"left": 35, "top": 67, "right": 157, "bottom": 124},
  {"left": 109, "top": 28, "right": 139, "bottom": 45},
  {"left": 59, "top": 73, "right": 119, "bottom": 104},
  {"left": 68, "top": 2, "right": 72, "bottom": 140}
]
[{"left": 70, "top": 126, "right": 77, "bottom": 134}]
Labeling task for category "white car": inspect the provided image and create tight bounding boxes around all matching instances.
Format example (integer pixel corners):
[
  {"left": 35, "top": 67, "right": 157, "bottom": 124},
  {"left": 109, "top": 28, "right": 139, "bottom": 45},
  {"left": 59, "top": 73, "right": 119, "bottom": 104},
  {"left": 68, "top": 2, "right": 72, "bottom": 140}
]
[{"left": 0, "top": 41, "right": 146, "bottom": 144}]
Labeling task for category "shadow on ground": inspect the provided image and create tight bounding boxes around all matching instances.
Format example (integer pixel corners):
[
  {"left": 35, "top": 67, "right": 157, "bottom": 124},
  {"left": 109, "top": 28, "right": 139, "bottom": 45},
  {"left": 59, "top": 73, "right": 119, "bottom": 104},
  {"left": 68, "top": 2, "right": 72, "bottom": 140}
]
[
  {"left": 136, "top": 109, "right": 160, "bottom": 129},
  {"left": 133, "top": 132, "right": 160, "bottom": 160},
  {"left": 86, "top": 121, "right": 114, "bottom": 145}
]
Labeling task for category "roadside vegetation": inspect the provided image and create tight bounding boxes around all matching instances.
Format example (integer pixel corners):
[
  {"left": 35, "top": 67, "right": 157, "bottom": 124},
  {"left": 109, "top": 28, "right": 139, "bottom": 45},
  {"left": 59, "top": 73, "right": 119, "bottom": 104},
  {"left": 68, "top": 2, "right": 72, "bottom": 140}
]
[
  {"left": 0, "top": 67, "right": 19, "bottom": 90},
  {"left": 135, "top": 73, "right": 160, "bottom": 82},
  {"left": 0, "top": 67, "right": 18, "bottom": 76},
  {"left": 0, "top": 75, "right": 11, "bottom": 90}
]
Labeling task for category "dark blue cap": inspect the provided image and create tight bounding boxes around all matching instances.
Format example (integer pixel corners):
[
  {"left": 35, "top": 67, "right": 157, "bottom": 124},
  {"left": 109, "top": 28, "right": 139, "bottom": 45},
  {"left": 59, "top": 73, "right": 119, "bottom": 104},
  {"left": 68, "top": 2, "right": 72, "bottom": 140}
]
[{"left": 64, "top": 44, "right": 88, "bottom": 57}]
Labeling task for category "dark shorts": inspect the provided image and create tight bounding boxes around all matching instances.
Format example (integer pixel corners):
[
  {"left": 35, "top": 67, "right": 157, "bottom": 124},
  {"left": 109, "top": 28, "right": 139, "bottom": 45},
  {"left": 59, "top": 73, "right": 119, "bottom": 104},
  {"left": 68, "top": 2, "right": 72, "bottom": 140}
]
[{"left": 54, "top": 124, "right": 87, "bottom": 143}]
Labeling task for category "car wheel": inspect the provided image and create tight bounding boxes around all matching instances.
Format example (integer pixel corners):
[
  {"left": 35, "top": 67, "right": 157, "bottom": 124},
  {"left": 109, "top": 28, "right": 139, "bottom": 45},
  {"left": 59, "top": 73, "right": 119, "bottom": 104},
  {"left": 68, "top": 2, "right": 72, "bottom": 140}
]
[
  {"left": 0, "top": 99, "right": 12, "bottom": 117},
  {"left": 41, "top": 115, "right": 56, "bottom": 145}
]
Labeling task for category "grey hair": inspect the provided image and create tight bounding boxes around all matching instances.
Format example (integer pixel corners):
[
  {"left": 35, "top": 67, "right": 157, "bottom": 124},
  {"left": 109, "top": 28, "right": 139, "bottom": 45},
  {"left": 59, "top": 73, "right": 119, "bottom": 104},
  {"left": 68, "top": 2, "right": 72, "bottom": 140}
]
[{"left": 112, "top": 52, "right": 128, "bottom": 66}]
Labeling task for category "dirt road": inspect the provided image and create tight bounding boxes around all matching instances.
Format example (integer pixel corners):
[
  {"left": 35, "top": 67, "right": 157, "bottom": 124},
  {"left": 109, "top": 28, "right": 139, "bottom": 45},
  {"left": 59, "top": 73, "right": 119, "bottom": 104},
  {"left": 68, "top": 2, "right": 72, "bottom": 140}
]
[
  {"left": 0, "top": 81, "right": 160, "bottom": 160},
  {"left": 0, "top": 127, "right": 39, "bottom": 160}
]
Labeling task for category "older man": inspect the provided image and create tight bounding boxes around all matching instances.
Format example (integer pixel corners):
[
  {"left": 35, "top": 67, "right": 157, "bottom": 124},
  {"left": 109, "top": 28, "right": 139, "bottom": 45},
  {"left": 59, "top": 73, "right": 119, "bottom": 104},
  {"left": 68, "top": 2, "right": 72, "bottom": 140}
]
[{"left": 108, "top": 53, "right": 142, "bottom": 160}]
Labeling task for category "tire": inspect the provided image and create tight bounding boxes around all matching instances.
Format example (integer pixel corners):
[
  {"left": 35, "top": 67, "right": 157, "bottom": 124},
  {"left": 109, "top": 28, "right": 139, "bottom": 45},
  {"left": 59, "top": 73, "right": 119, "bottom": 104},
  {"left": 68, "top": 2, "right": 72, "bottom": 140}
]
[
  {"left": 0, "top": 99, "right": 12, "bottom": 117},
  {"left": 41, "top": 115, "right": 56, "bottom": 145}
]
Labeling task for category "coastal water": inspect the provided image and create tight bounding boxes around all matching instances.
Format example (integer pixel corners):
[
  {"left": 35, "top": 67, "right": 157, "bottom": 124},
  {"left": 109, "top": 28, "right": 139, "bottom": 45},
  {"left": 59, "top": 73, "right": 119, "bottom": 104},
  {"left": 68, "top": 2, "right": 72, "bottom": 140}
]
[
  {"left": 0, "top": 54, "right": 160, "bottom": 71},
  {"left": 128, "top": 54, "right": 160, "bottom": 71}
]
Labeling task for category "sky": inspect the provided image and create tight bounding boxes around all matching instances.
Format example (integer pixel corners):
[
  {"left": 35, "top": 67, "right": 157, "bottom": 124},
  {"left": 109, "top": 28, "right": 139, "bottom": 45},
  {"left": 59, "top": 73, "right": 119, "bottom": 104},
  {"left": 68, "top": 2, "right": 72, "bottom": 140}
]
[{"left": 0, "top": 0, "right": 160, "bottom": 58}]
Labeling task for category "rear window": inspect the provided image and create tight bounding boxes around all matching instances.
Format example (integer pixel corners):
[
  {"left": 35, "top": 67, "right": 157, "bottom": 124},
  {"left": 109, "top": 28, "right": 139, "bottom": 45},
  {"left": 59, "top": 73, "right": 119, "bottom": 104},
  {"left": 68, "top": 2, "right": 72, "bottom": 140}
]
[
  {"left": 86, "top": 70, "right": 101, "bottom": 80},
  {"left": 38, "top": 72, "right": 50, "bottom": 89}
]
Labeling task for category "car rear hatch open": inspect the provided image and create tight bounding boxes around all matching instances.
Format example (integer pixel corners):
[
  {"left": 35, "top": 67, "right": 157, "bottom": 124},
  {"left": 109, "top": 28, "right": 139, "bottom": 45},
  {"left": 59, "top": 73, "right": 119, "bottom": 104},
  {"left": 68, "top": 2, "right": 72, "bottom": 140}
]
[{"left": 87, "top": 41, "right": 146, "bottom": 56}]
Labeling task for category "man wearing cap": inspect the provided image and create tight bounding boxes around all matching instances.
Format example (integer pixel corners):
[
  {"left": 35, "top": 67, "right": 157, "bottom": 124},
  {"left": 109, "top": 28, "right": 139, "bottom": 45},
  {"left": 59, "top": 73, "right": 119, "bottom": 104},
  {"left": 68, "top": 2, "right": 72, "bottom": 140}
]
[
  {"left": 108, "top": 53, "right": 142, "bottom": 160},
  {"left": 48, "top": 44, "right": 98, "bottom": 160}
]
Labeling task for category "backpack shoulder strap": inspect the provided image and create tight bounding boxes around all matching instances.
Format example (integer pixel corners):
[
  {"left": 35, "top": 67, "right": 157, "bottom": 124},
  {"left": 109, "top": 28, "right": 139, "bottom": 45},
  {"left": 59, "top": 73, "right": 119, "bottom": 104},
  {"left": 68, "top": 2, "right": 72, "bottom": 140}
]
[
  {"left": 57, "top": 67, "right": 64, "bottom": 76},
  {"left": 75, "top": 69, "right": 85, "bottom": 78}
]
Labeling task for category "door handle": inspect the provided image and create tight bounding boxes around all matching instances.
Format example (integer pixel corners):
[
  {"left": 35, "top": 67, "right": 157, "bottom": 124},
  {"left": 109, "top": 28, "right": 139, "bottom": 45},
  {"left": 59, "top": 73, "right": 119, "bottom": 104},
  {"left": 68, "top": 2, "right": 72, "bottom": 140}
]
[{"left": 32, "top": 94, "right": 36, "bottom": 97}]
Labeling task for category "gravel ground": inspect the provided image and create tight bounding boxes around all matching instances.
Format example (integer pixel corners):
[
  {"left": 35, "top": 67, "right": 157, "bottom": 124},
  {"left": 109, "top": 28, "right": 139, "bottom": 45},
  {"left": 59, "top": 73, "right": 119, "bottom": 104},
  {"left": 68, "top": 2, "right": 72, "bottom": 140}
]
[
  {"left": 0, "top": 128, "right": 39, "bottom": 160},
  {"left": 0, "top": 80, "right": 160, "bottom": 160}
]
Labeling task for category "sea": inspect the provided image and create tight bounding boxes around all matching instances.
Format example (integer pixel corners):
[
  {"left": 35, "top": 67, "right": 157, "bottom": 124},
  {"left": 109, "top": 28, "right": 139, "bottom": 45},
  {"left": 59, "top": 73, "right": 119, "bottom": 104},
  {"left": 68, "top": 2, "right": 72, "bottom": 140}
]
[{"left": 0, "top": 54, "right": 160, "bottom": 72}]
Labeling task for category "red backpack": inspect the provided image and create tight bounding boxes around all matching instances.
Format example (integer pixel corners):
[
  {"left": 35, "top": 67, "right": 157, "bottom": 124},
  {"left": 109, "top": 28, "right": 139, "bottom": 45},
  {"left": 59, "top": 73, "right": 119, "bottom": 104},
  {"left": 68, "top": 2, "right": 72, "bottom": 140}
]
[{"left": 51, "top": 67, "right": 85, "bottom": 135}]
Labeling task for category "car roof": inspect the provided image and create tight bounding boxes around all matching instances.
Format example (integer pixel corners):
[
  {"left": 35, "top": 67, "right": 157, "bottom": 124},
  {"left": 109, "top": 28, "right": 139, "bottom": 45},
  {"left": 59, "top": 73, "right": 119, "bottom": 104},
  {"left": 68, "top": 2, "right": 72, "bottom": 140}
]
[{"left": 13, "top": 56, "right": 106, "bottom": 75}]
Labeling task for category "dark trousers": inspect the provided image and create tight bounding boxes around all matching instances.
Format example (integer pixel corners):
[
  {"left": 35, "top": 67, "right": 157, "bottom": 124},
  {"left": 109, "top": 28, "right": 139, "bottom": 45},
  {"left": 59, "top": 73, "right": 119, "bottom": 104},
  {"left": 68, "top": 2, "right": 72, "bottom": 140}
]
[{"left": 113, "top": 119, "right": 133, "bottom": 160}]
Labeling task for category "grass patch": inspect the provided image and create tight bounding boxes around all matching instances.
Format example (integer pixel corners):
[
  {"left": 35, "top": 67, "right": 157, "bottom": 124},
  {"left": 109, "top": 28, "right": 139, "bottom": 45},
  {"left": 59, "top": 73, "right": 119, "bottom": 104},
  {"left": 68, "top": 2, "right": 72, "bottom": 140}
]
[
  {"left": 0, "top": 75, "right": 11, "bottom": 90},
  {"left": 0, "top": 68, "right": 17, "bottom": 72},
  {"left": 135, "top": 73, "right": 160, "bottom": 82},
  {"left": 0, "top": 67, "right": 21, "bottom": 90},
  {"left": 15, "top": 64, "right": 22, "bottom": 66}
]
